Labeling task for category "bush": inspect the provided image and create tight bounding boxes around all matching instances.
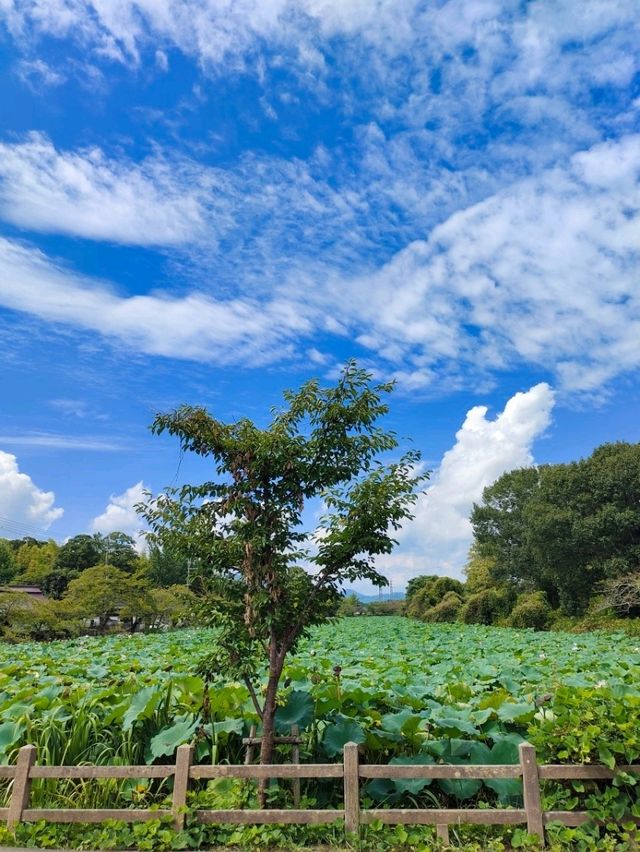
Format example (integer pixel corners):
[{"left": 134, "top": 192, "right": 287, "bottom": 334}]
[
  {"left": 406, "top": 575, "right": 465, "bottom": 619},
  {"left": 423, "top": 591, "right": 463, "bottom": 623},
  {"left": 505, "top": 591, "right": 551, "bottom": 630},
  {"left": 459, "top": 588, "right": 512, "bottom": 625}
]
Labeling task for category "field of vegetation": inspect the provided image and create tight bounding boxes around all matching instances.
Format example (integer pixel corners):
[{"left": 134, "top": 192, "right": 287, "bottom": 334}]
[{"left": 2, "top": 616, "right": 640, "bottom": 849}]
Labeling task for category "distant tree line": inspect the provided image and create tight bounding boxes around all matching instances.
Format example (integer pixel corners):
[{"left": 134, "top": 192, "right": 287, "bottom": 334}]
[
  {"left": 407, "top": 442, "right": 640, "bottom": 631},
  {"left": 0, "top": 532, "right": 195, "bottom": 642}
]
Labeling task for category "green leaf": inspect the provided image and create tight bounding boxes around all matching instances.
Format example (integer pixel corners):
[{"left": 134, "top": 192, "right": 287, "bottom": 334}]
[
  {"left": 322, "top": 718, "right": 366, "bottom": 757},
  {"left": 123, "top": 686, "right": 161, "bottom": 731},
  {"left": 0, "top": 721, "right": 24, "bottom": 756},
  {"left": 389, "top": 754, "right": 434, "bottom": 795},
  {"left": 275, "top": 690, "right": 314, "bottom": 732},
  {"left": 149, "top": 717, "right": 199, "bottom": 759},
  {"left": 212, "top": 718, "right": 244, "bottom": 736},
  {"left": 496, "top": 702, "right": 535, "bottom": 722}
]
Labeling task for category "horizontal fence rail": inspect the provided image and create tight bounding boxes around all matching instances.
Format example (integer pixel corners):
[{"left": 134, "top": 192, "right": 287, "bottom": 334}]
[{"left": 2, "top": 742, "right": 639, "bottom": 846}]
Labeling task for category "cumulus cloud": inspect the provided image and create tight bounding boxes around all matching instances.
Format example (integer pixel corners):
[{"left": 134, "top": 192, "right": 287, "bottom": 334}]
[
  {"left": 374, "top": 383, "right": 555, "bottom": 589},
  {"left": 0, "top": 450, "right": 64, "bottom": 534},
  {"left": 0, "top": 133, "right": 209, "bottom": 245},
  {"left": 91, "top": 480, "right": 146, "bottom": 547}
]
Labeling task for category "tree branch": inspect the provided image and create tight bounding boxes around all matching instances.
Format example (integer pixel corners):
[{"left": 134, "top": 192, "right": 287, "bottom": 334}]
[{"left": 243, "top": 675, "right": 264, "bottom": 717}]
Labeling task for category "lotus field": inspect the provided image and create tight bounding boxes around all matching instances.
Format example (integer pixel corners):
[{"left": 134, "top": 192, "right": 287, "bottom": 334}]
[{"left": 1, "top": 617, "right": 640, "bottom": 846}]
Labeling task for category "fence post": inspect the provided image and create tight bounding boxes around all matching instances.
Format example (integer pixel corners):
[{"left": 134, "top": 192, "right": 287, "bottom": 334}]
[
  {"left": 172, "top": 743, "right": 194, "bottom": 831},
  {"left": 436, "top": 822, "right": 450, "bottom": 845},
  {"left": 291, "top": 724, "right": 301, "bottom": 807},
  {"left": 519, "top": 741, "right": 545, "bottom": 846},
  {"left": 7, "top": 744, "right": 36, "bottom": 831},
  {"left": 244, "top": 724, "right": 257, "bottom": 765},
  {"left": 343, "top": 741, "right": 360, "bottom": 836}
]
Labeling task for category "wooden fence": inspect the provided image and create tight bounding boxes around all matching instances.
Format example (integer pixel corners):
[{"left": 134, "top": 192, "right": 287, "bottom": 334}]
[{"left": 1, "top": 741, "right": 638, "bottom": 847}]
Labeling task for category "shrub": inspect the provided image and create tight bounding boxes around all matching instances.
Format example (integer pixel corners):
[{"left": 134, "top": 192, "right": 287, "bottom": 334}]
[
  {"left": 423, "top": 591, "right": 463, "bottom": 623},
  {"left": 505, "top": 591, "right": 551, "bottom": 630},
  {"left": 459, "top": 588, "right": 512, "bottom": 625}
]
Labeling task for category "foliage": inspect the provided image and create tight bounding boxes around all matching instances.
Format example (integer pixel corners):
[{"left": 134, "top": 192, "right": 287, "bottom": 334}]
[
  {"left": 146, "top": 544, "right": 188, "bottom": 587},
  {"left": 364, "top": 599, "right": 405, "bottom": 615},
  {"left": 140, "top": 362, "right": 424, "bottom": 776},
  {"left": 423, "top": 590, "right": 463, "bottom": 622},
  {"left": 0, "top": 617, "right": 638, "bottom": 845},
  {"left": 459, "top": 587, "right": 514, "bottom": 625},
  {"left": 470, "top": 442, "right": 640, "bottom": 618},
  {"left": 13, "top": 540, "right": 58, "bottom": 584},
  {"left": 337, "top": 592, "right": 360, "bottom": 616},
  {"left": 54, "top": 534, "right": 103, "bottom": 574},
  {"left": 406, "top": 575, "right": 465, "bottom": 620},
  {"left": 100, "top": 532, "right": 140, "bottom": 573},
  {"left": 506, "top": 592, "right": 552, "bottom": 630},
  {"left": 0, "top": 539, "right": 16, "bottom": 583},
  {"left": 464, "top": 544, "right": 496, "bottom": 593}
]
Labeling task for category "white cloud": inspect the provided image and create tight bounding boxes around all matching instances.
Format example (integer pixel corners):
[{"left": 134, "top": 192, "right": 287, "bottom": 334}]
[
  {"left": 0, "top": 450, "right": 64, "bottom": 534},
  {"left": 91, "top": 480, "right": 146, "bottom": 548},
  {"left": 0, "top": 133, "right": 638, "bottom": 395},
  {"left": 0, "top": 236, "right": 310, "bottom": 364},
  {"left": 0, "top": 432, "right": 120, "bottom": 450},
  {"left": 312, "top": 134, "right": 640, "bottom": 394},
  {"left": 374, "top": 383, "right": 555, "bottom": 589},
  {"left": 15, "top": 58, "right": 66, "bottom": 89},
  {"left": 0, "top": 133, "right": 210, "bottom": 245}
]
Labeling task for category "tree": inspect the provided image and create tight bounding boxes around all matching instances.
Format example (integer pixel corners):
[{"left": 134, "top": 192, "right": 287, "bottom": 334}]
[
  {"left": 61, "top": 565, "right": 151, "bottom": 633},
  {"left": 470, "top": 442, "right": 640, "bottom": 617},
  {"left": 470, "top": 467, "right": 541, "bottom": 589},
  {"left": 55, "top": 534, "right": 102, "bottom": 574},
  {"left": 146, "top": 543, "right": 189, "bottom": 587},
  {"left": 100, "top": 532, "right": 140, "bottom": 573},
  {"left": 14, "top": 539, "right": 58, "bottom": 584},
  {"left": 0, "top": 540, "right": 16, "bottom": 583},
  {"left": 141, "top": 362, "right": 424, "bottom": 795}
]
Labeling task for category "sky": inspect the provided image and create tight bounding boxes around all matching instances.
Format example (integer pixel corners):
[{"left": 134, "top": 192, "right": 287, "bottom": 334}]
[{"left": 0, "top": 0, "right": 639, "bottom": 592}]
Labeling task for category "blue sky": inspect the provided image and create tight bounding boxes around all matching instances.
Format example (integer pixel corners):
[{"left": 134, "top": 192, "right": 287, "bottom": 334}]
[{"left": 0, "top": 1, "right": 639, "bottom": 591}]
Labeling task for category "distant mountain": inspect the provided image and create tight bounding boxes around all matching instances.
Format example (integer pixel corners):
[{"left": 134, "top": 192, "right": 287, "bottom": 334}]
[{"left": 342, "top": 588, "right": 405, "bottom": 602}]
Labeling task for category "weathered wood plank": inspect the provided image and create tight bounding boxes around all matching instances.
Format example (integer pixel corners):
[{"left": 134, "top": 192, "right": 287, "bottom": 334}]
[
  {"left": 343, "top": 742, "right": 360, "bottom": 835},
  {"left": 190, "top": 763, "right": 343, "bottom": 780},
  {"left": 291, "top": 725, "right": 301, "bottom": 808},
  {"left": 7, "top": 745, "right": 35, "bottom": 830},
  {"left": 195, "top": 809, "right": 345, "bottom": 825},
  {"left": 242, "top": 736, "right": 301, "bottom": 745},
  {"left": 360, "top": 765, "right": 521, "bottom": 779},
  {"left": 361, "top": 808, "right": 527, "bottom": 825},
  {"left": 244, "top": 724, "right": 257, "bottom": 766},
  {"left": 0, "top": 768, "right": 16, "bottom": 779},
  {"left": 544, "top": 810, "right": 591, "bottom": 826},
  {"left": 436, "top": 823, "right": 450, "bottom": 844},
  {"left": 520, "top": 742, "right": 545, "bottom": 846},
  {"left": 539, "top": 764, "right": 640, "bottom": 780},
  {"left": 29, "top": 765, "right": 175, "bottom": 779},
  {"left": 20, "top": 808, "right": 165, "bottom": 823},
  {"left": 172, "top": 744, "right": 193, "bottom": 831}
]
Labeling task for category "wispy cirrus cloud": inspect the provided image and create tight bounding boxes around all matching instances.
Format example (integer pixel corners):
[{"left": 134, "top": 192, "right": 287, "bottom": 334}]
[
  {"left": 0, "top": 236, "right": 311, "bottom": 365},
  {"left": 0, "top": 133, "right": 638, "bottom": 395},
  {"left": 0, "top": 432, "right": 123, "bottom": 450},
  {"left": 0, "top": 133, "right": 211, "bottom": 246}
]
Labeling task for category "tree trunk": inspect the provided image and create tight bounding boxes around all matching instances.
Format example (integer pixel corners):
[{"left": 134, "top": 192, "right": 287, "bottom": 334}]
[{"left": 257, "top": 635, "right": 285, "bottom": 807}]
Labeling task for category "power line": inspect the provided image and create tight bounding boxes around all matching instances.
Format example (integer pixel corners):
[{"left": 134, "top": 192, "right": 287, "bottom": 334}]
[{"left": 0, "top": 514, "right": 47, "bottom": 539}]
